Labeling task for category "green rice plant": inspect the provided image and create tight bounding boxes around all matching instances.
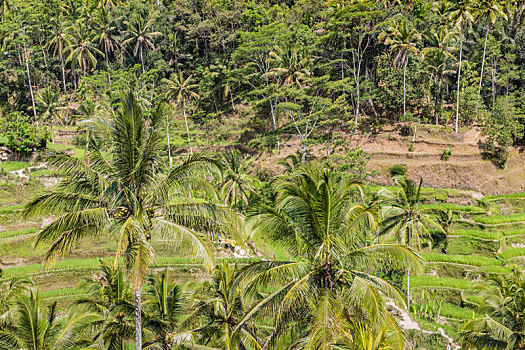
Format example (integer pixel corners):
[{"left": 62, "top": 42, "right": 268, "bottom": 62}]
[
  {"left": 484, "top": 193, "right": 525, "bottom": 201},
  {"left": 500, "top": 248, "right": 525, "bottom": 260},
  {"left": 439, "top": 302, "right": 476, "bottom": 320},
  {"left": 0, "top": 161, "right": 31, "bottom": 172},
  {"left": 474, "top": 213, "right": 525, "bottom": 225},
  {"left": 483, "top": 265, "right": 513, "bottom": 274},
  {"left": 451, "top": 229, "right": 502, "bottom": 240},
  {"left": 420, "top": 203, "right": 484, "bottom": 213},
  {"left": 0, "top": 203, "right": 25, "bottom": 214},
  {"left": 0, "top": 227, "right": 36, "bottom": 239},
  {"left": 421, "top": 253, "right": 501, "bottom": 267},
  {"left": 409, "top": 276, "right": 472, "bottom": 290}
]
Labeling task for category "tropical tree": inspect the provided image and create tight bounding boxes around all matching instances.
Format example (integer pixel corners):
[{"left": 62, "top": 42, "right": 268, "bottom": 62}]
[
  {"left": 236, "top": 163, "right": 421, "bottom": 349},
  {"left": 448, "top": 0, "right": 475, "bottom": 133},
  {"left": 475, "top": 0, "right": 508, "bottom": 96},
  {"left": 93, "top": 6, "right": 119, "bottom": 67},
  {"left": 379, "top": 176, "right": 444, "bottom": 305},
  {"left": 220, "top": 148, "right": 260, "bottom": 211},
  {"left": 46, "top": 14, "right": 71, "bottom": 93},
  {"left": 264, "top": 42, "right": 312, "bottom": 88},
  {"left": 74, "top": 260, "right": 136, "bottom": 349},
  {"left": 184, "top": 261, "right": 262, "bottom": 349},
  {"left": 23, "top": 91, "right": 243, "bottom": 350},
  {"left": 121, "top": 14, "right": 162, "bottom": 73},
  {"left": 379, "top": 19, "right": 421, "bottom": 123},
  {"left": 142, "top": 271, "right": 197, "bottom": 349},
  {"left": 461, "top": 269, "right": 525, "bottom": 349},
  {"left": 66, "top": 21, "right": 104, "bottom": 81},
  {"left": 34, "top": 86, "right": 62, "bottom": 142},
  {"left": 0, "top": 287, "right": 99, "bottom": 349},
  {"left": 423, "top": 26, "right": 456, "bottom": 124},
  {"left": 161, "top": 71, "right": 200, "bottom": 156}
]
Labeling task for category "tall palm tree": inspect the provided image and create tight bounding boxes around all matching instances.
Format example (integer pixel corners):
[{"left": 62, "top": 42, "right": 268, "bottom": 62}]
[
  {"left": 220, "top": 149, "right": 260, "bottom": 211},
  {"left": 66, "top": 21, "right": 104, "bottom": 81},
  {"left": 46, "top": 14, "right": 71, "bottom": 94},
  {"left": 461, "top": 269, "right": 525, "bottom": 349},
  {"left": 448, "top": 0, "right": 475, "bottom": 133},
  {"left": 423, "top": 26, "right": 456, "bottom": 124},
  {"left": 93, "top": 6, "right": 119, "bottom": 67},
  {"left": 23, "top": 91, "right": 243, "bottom": 350},
  {"left": 235, "top": 163, "right": 420, "bottom": 349},
  {"left": 35, "top": 86, "right": 62, "bottom": 142},
  {"left": 121, "top": 14, "right": 162, "bottom": 74},
  {"left": 475, "top": 0, "right": 508, "bottom": 96},
  {"left": 264, "top": 43, "right": 312, "bottom": 88},
  {"left": 0, "top": 287, "right": 99, "bottom": 349},
  {"left": 379, "top": 19, "right": 420, "bottom": 124},
  {"left": 185, "top": 262, "right": 262, "bottom": 349},
  {"left": 161, "top": 71, "right": 200, "bottom": 156},
  {"left": 379, "top": 176, "right": 443, "bottom": 305}
]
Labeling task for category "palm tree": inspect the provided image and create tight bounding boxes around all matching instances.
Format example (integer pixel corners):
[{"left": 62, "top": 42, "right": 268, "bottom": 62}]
[
  {"left": 74, "top": 260, "right": 136, "bottom": 349},
  {"left": 121, "top": 14, "right": 162, "bottom": 74},
  {"left": 66, "top": 21, "right": 104, "bottom": 82},
  {"left": 142, "top": 271, "right": 197, "bottom": 349},
  {"left": 448, "top": 0, "right": 475, "bottom": 133},
  {"left": 461, "top": 269, "right": 525, "bottom": 349},
  {"left": 93, "top": 6, "right": 119, "bottom": 67},
  {"left": 0, "top": 287, "right": 99, "bottom": 349},
  {"left": 35, "top": 86, "right": 62, "bottom": 142},
  {"left": 46, "top": 14, "right": 71, "bottom": 94},
  {"left": 475, "top": 0, "right": 508, "bottom": 96},
  {"left": 185, "top": 262, "right": 263, "bottom": 349},
  {"left": 423, "top": 26, "right": 456, "bottom": 124},
  {"left": 161, "top": 71, "right": 200, "bottom": 156},
  {"left": 379, "top": 176, "right": 443, "bottom": 305},
  {"left": 379, "top": 19, "right": 421, "bottom": 124},
  {"left": 235, "top": 163, "right": 420, "bottom": 349},
  {"left": 220, "top": 149, "right": 260, "bottom": 211},
  {"left": 264, "top": 43, "right": 312, "bottom": 88},
  {"left": 23, "top": 91, "right": 243, "bottom": 350}
]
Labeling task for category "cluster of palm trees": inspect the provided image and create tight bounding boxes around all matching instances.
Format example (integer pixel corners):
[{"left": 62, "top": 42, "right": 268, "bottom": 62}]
[
  {"left": 0, "top": 91, "right": 453, "bottom": 349},
  {"left": 379, "top": 0, "right": 508, "bottom": 131}
]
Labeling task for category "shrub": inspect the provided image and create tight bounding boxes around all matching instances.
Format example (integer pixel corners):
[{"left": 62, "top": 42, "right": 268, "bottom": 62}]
[
  {"left": 441, "top": 149, "right": 451, "bottom": 161},
  {"left": 1, "top": 111, "right": 49, "bottom": 155},
  {"left": 408, "top": 142, "right": 415, "bottom": 152},
  {"left": 400, "top": 124, "right": 412, "bottom": 136},
  {"left": 390, "top": 164, "right": 406, "bottom": 177}
]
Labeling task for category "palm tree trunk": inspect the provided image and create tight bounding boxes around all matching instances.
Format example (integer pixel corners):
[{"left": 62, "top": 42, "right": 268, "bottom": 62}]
[
  {"left": 455, "top": 25, "right": 464, "bottom": 134},
  {"left": 134, "top": 288, "right": 142, "bottom": 350},
  {"left": 60, "top": 51, "right": 67, "bottom": 94},
  {"left": 479, "top": 21, "right": 490, "bottom": 97},
  {"left": 182, "top": 100, "right": 193, "bottom": 155},
  {"left": 269, "top": 98, "right": 279, "bottom": 150},
  {"left": 86, "top": 129, "right": 90, "bottom": 166},
  {"left": 166, "top": 113, "right": 172, "bottom": 167},
  {"left": 403, "top": 59, "right": 407, "bottom": 125},
  {"left": 301, "top": 144, "right": 306, "bottom": 165},
  {"left": 140, "top": 45, "right": 145, "bottom": 74},
  {"left": 407, "top": 234, "right": 411, "bottom": 305},
  {"left": 435, "top": 79, "right": 442, "bottom": 125},
  {"left": 23, "top": 42, "right": 37, "bottom": 119}
]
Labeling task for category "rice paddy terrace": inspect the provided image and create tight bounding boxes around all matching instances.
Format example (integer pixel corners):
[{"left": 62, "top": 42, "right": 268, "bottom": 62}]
[{"left": 2, "top": 154, "right": 525, "bottom": 348}]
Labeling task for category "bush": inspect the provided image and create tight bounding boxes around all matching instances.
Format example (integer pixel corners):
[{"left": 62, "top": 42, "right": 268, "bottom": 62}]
[
  {"left": 1, "top": 111, "right": 49, "bottom": 155},
  {"left": 390, "top": 164, "right": 406, "bottom": 177},
  {"left": 441, "top": 149, "right": 451, "bottom": 161},
  {"left": 400, "top": 124, "right": 412, "bottom": 136},
  {"left": 408, "top": 142, "right": 414, "bottom": 152}
]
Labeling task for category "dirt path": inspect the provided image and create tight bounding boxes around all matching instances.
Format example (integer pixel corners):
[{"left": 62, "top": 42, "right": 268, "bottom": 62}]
[
  {"left": 8, "top": 162, "right": 47, "bottom": 180},
  {"left": 387, "top": 302, "right": 461, "bottom": 349}
]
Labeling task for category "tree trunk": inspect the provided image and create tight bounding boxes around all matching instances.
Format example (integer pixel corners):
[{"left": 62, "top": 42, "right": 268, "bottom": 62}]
[
  {"left": 140, "top": 45, "right": 145, "bottom": 74},
  {"left": 479, "top": 21, "right": 490, "bottom": 97},
  {"left": 434, "top": 78, "right": 442, "bottom": 125},
  {"left": 86, "top": 130, "right": 90, "bottom": 166},
  {"left": 269, "top": 98, "right": 279, "bottom": 150},
  {"left": 166, "top": 113, "right": 172, "bottom": 167},
  {"left": 407, "top": 234, "right": 411, "bottom": 305},
  {"left": 403, "top": 59, "right": 407, "bottom": 125},
  {"left": 301, "top": 144, "right": 306, "bottom": 165},
  {"left": 23, "top": 42, "right": 37, "bottom": 119},
  {"left": 455, "top": 25, "right": 464, "bottom": 134},
  {"left": 134, "top": 288, "right": 142, "bottom": 350},
  {"left": 60, "top": 51, "right": 67, "bottom": 94},
  {"left": 182, "top": 100, "right": 193, "bottom": 155}
]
